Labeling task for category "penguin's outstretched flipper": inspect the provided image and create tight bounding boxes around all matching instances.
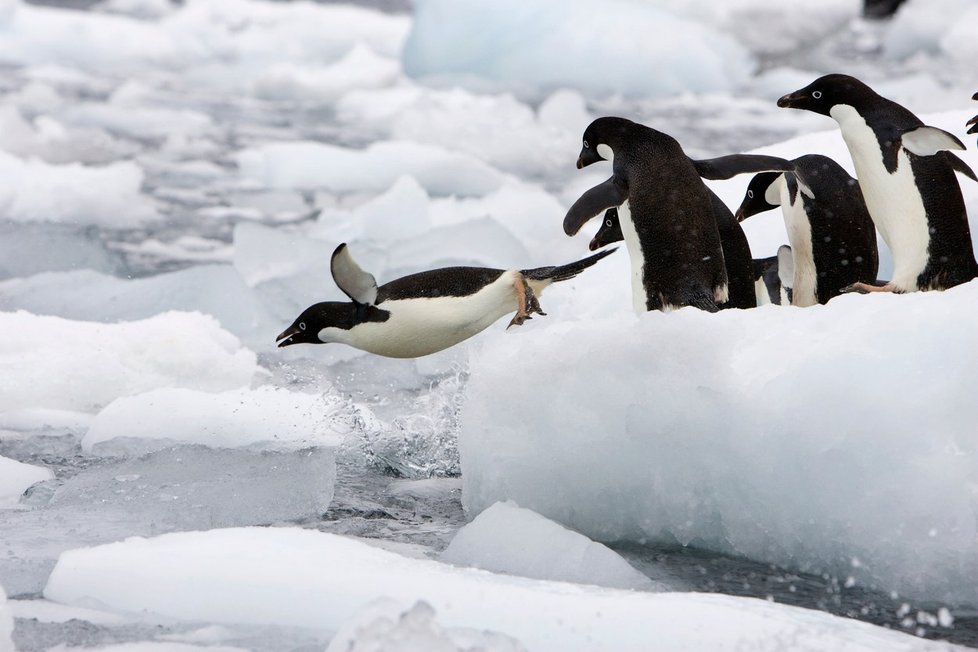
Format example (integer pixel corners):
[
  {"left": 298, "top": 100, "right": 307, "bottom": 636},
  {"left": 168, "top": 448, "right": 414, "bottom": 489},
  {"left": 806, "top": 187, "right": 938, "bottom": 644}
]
[
  {"left": 947, "top": 153, "right": 978, "bottom": 182},
  {"left": 331, "top": 243, "right": 378, "bottom": 307},
  {"left": 563, "top": 177, "right": 628, "bottom": 236},
  {"left": 900, "top": 125, "right": 965, "bottom": 156},
  {"left": 692, "top": 154, "right": 795, "bottom": 181}
]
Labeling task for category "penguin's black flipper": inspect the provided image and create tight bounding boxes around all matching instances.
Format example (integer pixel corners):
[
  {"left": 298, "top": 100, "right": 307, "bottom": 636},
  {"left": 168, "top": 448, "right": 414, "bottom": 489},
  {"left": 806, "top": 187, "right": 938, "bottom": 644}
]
[
  {"left": 947, "top": 153, "right": 978, "bottom": 182},
  {"left": 691, "top": 154, "right": 795, "bottom": 181},
  {"left": 330, "top": 243, "right": 378, "bottom": 306},
  {"left": 522, "top": 247, "right": 618, "bottom": 283},
  {"left": 563, "top": 177, "right": 628, "bottom": 236}
]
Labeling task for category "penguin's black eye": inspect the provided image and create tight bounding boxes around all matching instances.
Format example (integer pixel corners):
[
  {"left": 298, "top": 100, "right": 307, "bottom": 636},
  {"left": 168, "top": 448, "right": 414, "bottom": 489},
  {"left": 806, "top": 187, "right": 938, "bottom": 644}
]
[
  {"left": 747, "top": 190, "right": 754, "bottom": 199},
  {"left": 605, "top": 219, "right": 613, "bottom": 227},
  {"left": 299, "top": 322, "right": 306, "bottom": 331},
  {"left": 812, "top": 90, "right": 822, "bottom": 99},
  {"left": 583, "top": 140, "right": 589, "bottom": 148}
]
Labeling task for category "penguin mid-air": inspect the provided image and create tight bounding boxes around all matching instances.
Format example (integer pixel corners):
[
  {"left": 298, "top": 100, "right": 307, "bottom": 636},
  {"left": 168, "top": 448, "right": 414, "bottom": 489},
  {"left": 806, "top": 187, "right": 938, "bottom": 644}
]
[
  {"left": 589, "top": 203, "right": 757, "bottom": 309},
  {"left": 276, "top": 243, "right": 616, "bottom": 358},
  {"left": 564, "top": 117, "right": 728, "bottom": 313},
  {"left": 777, "top": 74, "right": 978, "bottom": 293},
  {"left": 696, "top": 153, "right": 879, "bottom": 306}
]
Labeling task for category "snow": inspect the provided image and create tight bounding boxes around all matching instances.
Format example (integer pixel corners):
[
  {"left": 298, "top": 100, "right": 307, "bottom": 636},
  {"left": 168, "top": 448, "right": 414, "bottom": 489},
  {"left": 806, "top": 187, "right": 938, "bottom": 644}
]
[
  {"left": 82, "top": 386, "right": 350, "bottom": 454},
  {"left": 460, "top": 283, "right": 978, "bottom": 606},
  {"left": 0, "top": 455, "right": 52, "bottom": 508},
  {"left": 43, "top": 527, "right": 965, "bottom": 652},
  {"left": 0, "top": 311, "right": 259, "bottom": 413},
  {"left": 441, "top": 501, "right": 656, "bottom": 591}
]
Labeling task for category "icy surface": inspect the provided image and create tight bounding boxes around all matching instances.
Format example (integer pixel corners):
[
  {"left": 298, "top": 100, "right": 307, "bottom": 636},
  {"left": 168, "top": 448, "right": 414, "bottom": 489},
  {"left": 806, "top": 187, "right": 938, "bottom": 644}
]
[
  {"left": 43, "top": 528, "right": 963, "bottom": 652},
  {"left": 0, "top": 456, "right": 53, "bottom": 509},
  {"left": 0, "top": 311, "right": 259, "bottom": 413},
  {"left": 83, "top": 386, "right": 350, "bottom": 455},
  {"left": 460, "top": 283, "right": 978, "bottom": 606},
  {"left": 0, "top": 585, "right": 12, "bottom": 652},
  {"left": 441, "top": 501, "right": 656, "bottom": 591}
]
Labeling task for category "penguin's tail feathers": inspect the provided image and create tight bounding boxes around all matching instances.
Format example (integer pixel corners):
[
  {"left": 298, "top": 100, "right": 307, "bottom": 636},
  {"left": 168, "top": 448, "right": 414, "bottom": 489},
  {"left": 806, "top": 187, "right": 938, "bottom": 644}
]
[
  {"left": 683, "top": 289, "right": 720, "bottom": 313},
  {"left": 522, "top": 247, "right": 617, "bottom": 284}
]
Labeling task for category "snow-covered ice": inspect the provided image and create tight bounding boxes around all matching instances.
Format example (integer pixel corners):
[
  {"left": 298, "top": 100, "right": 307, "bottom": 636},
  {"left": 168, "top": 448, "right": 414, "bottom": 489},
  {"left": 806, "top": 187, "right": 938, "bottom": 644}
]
[
  {"left": 0, "top": 585, "right": 11, "bottom": 652},
  {"left": 43, "top": 527, "right": 967, "bottom": 652},
  {"left": 441, "top": 501, "right": 657, "bottom": 591}
]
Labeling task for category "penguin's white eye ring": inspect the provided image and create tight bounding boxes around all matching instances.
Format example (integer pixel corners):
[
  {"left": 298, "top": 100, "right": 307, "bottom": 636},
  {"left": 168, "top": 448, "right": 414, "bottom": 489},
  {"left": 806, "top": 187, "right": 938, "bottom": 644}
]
[
  {"left": 747, "top": 190, "right": 754, "bottom": 199},
  {"left": 299, "top": 322, "right": 306, "bottom": 331},
  {"left": 812, "top": 91, "right": 822, "bottom": 99},
  {"left": 583, "top": 140, "right": 589, "bottom": 148},
  {"left": 605, "top": 219, "right": 613, "bottom": 227}
]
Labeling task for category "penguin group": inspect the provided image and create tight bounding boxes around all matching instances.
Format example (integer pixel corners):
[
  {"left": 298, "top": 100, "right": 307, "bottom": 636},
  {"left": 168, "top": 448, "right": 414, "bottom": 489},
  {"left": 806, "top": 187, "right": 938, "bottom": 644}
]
[{"left": 279, "top": 74, "right": 977, "bottom": 359}]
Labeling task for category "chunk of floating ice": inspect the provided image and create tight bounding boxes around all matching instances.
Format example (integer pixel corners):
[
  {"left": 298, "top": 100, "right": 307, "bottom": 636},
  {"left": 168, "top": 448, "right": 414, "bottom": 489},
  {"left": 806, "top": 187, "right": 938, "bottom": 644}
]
[
  {"left": 0, "top": 311, "right": 258, "bottom": 413},
  {"left": 83, "top": 386, "right": 352, "bottom": 455},
  {"left": 44, "top": 527, "right": 961, "bottom": 652},
  {"left": 441, "top": 501, "right": 657, "bottom": 591},
  {"left": 0, "top": 455, "right": 53, "bottom": 509},
  {"left": 460, "top": 283, "right": 978, "bottom": 605}
]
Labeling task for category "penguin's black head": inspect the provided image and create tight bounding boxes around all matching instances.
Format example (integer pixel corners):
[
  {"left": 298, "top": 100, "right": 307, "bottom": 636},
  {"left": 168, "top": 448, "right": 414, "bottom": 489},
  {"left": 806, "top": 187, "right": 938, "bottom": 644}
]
[
  {"left": 736, "top": 172, "right": 781, "bottom": 222},
  {"left": 276, "top": 302, "right": 357, "bottom": 347},
  {"left": 578, "top": 117, "right": 633, "bottom": 169},
  {"left": 589, "top": 207, "right": 624, "bottom": 251},
  {"left": 777, "top": 74, "right": 876, "bottom": 117}
]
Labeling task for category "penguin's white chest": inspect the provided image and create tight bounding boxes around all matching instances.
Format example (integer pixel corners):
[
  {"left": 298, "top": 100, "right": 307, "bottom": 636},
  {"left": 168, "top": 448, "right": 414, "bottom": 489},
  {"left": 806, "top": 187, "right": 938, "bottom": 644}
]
[
  {"left": 617, "top": 201, "right": 649, "bottom": 314},
  {"left": 773, "top": 176, "right": 817, "bottom": 307},
  {"left": 830, "top": 105, "right": 929, "bottom": 292},
  {"left": 322, "top": 272, "right": 521, "bottom": 358}
]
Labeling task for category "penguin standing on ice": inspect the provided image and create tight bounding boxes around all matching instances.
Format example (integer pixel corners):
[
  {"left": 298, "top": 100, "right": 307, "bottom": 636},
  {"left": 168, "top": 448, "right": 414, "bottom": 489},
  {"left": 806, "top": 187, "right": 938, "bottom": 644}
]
[
  {"left": 968, "top": 92, "right": 978, "bottom": 142},
  {"left": 695, "top": 153, "right": 879, "bottom": 306},
  {"left": 564, "top": 117, "right": 728, "bottom": 313},
  {"left": 777, "top": 74, "right": 978, "bottom": 293},
  {"left": 589, "top": 201, "right": 757, "bottom": 309},
  {"left": 276, "top": 243, "right": 615, "bottom": 358}
]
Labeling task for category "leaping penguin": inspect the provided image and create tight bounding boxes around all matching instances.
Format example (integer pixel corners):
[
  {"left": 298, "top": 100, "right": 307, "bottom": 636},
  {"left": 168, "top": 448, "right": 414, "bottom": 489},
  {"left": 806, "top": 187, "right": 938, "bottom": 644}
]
[
  {"left": 777, "top": 74, "right": 978, "bottom": 293},
  {"left": 276, "top": 243, "right": 616, "bottom": 358},
  {"left": 695, "top": 153, "right": 879, "bottom": 306},
  {"left": 564, "top": 117, "right": 728, "bottom": 313}
]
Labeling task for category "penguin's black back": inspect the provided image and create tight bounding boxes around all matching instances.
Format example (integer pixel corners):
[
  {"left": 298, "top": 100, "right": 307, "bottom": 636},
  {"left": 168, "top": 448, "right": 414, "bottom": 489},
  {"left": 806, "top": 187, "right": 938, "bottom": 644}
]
[
  {"left": 709, "top": 189, "right": 756, "bottom": 309},
  {"left": 793, "top": 154, "right": 880, "bottom": 302},
  {"left": 617, "top": 123, "right": 727, "bottom": 311},
  {"left": 377, "top": 267, "right": 504, "bottom": 302}
]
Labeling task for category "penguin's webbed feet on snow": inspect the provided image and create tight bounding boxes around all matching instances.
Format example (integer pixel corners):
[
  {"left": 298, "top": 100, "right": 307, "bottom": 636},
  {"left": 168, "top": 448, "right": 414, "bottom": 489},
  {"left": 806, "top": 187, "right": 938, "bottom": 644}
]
[
  {"left": 841, "top": 281, "right": 896, "bottom": 295},
  {"left": 507, "top": 273, "right": 546, "bottom": 329}
]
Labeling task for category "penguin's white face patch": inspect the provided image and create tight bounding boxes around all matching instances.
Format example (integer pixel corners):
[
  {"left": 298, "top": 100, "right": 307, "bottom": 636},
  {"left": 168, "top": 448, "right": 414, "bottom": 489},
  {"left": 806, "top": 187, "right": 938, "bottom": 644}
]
[{"left": 596, "top": 143, "right": 614, "bottom": 163}]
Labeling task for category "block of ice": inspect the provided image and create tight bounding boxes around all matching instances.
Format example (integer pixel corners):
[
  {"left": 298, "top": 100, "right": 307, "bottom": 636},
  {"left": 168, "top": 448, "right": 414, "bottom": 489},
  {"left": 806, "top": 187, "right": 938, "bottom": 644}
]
[
  {"left": 460, "top": 283, "right": 978, "bottom": 606},
  {"left": 0, "top": 221, "right": 124, "bottom": 280},
  {"left": 0, "top": 311, "right": 258, "bottom": 413},
  {"left": 0, "top": 454, "right": 53, "bottom": 508},
  {"left": 44, "top": 527, "right": 963, "bottom": 652},
  {"left": 0, "top": 265, "right": 281, "bottom": 350},
  {"left": 0, "top": 150, "right": 158, "bottom": 226},
  {"left": 0, "top": 584, "right": 11, "bottom": 652},
  {"left": 402, "top": 0, "right": 754, "bottom": 99},
  {"left": 235, "top": 140, "right": 504, "bottom": 197},
  {"left": 83, "top": 386, "right": 351, "bottom": 455},
  {"left": 441, "top": 501, "right": 656, "bottom": 591},
  {"left": 254, "top": 43, "right": 400, "bottom": 103}
]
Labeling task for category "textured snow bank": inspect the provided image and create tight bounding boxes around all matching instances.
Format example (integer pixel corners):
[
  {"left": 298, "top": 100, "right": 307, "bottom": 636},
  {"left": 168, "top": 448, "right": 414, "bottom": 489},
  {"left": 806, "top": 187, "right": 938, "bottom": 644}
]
[
  {"left": 44, "top": 528, "right": 960, "bottom": 652},
  {"left": 0, "top": 311, "right": 258, "bottom": 413},
  {"left": 83, "top": 386, "right": 351, "bottom": 454},
  {"left": 0, "top": 455, "right": 52, "bottom": 508},
  {"left": 461, "top": 282, "right": 978, "bottom": 606},
  {"left": 441, "top": 501, "right": 656, "bottom": 591}
]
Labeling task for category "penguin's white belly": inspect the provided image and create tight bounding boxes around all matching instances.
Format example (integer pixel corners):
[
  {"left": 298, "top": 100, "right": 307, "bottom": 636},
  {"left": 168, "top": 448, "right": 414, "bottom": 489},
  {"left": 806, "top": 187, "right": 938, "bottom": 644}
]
[
  {"left": 325, "top": 271, "right": 521, "bottom": 358},
  {"left": 780, "top": 188, "right": 817, "bottom": 307},
  {"left": 617, "top": 201, "right": 649, "bottom": 314},
  {"left": 831, "top": 105, "right": 929, "bottom": 292}
]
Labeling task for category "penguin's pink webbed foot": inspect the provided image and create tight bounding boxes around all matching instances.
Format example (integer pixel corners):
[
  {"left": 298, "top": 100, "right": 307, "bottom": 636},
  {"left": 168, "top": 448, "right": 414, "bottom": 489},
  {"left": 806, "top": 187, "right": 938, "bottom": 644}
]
[
  {"left": 841, "top": 281, "right": 897, "bottom": 295},
  {"left": 507, "top": 273, "right": 546, "bottom": 329}
]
